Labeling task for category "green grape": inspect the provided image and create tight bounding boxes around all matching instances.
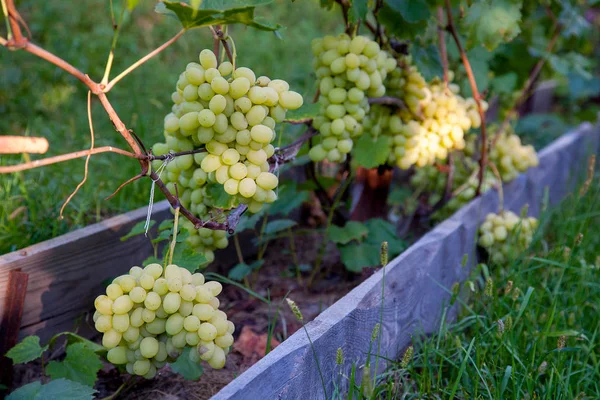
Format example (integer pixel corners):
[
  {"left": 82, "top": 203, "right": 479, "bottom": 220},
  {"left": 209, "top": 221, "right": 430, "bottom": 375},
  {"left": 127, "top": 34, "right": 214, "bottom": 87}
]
[
  {"left": 256, "top": 172, "right": 278, "bottom": 190},
  {"left": 201, "top": 154, "right": 222, "bottom": 173},
  {"left": 233, "top": 67, "right": 256, "bottom": 85},
  {"left": 199, "top": 49, "right": 218, "bottom": 69},
  {"left": 163, "top": 293, "right": 182, "bottom": 314},
  {"left": 112, "top": 295, "right": 133, "bottom": 315},
  {"left": 250, "top": 125, "right": 273, "bottom": 144},
  {"left": 246, "top": 105, "right": 267, "bottom": 126},
  {"left": 208, "top": 346, "right": 226, "bottom": 369},
  {"left": 166, "top": 313, "right": 184, "bottom": 335},
  {"left": 95, "top": 315, "right": 112, "bottom": 332},
  {"left": 239, "top": 178, "right": 257, "bottom": 198},
  {"left": 229, "top": 163, "right": 248, "bottom": 180},
  {"left": 198, "top": 322, "right": 218, "bottom": 341},
  {"left": 209, "top": 94, "right": 227, "bottom": 115},
  {"left": 106, "top": 284, "right": 123, "bottom": 300},
  {"left": 184, "top": 315, "right": 201, "bottom": 332},
  {"left": 102, "top": 329, "right": 122, "bottom": 349},
  {"left": 129, "top": 287, "right": 146, "bottom": 303},
  {"left": 144, "top": 292, "right": 162, "bottom": 311},
  {"left": 224, "top": 178, "right": 240, "bottom": 195},
  {"left": 218, "top": 61, "right": 233, "bottom": 76},
  {"left": 107, "top": 346, "right": 128, "bottom": 365},
  {"left": 211, "top": 77, "right": 230, "bottom": 95},
  {"left": 221, "top": 148, "right": 240, "bottom": 165}
]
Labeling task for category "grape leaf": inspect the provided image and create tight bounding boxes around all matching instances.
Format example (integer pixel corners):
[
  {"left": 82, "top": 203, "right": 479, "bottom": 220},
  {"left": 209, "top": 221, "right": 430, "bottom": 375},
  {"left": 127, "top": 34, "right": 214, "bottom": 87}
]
[
  {"left": 489, "top": 72, "right": 518, "bottom": 96},
  {"left": 267, "top": 183, "right": 309, "bottom": 216},
  {"left": 385, "top": 0, "right": 430, "bottom": 23},
  {"left": 264, "top": 219, "right": 297, "bottom": 234},
  {"left": 127, "top": 0, "right": 140, "bottom": 10},
  {"left": 228, "top": 260, "right": 264, "bottom": 281},
  {"left": 121, "top": 220, "right": 154, "bottom": 241},
  {"left": 159, "top": 219, "right": 174, "bottom": 231},
  {"left": 462, "top": 0, "right": 522, "bottom": 51},
  {"left": 339, "top": 242, "right": 381, "bottom": 272},
  {"left": 6, "top": 336, "right": 47, "bottom": 364},
  {"left": 171, "top": 245, "right": 208, "bottom": 272},
  {"left": 8, "top": 379, "right": 96, "bottom": 400},
  {"left": 353, "top": 134, "right": 391, "bottom": 169},
  {"left": 170, "top": 347, "right": 204, "bottom": 380},
  {"left": 156, "top": 0, "right": 280, "bottom": 31},
  {"left": 348, "top": 0, "right": 369, "bottom": 24},
  {"left": 378, "top": 3, "right": 429, "bottom": 39},
  {"left": 206, "top": 183, "right": 237, "bottom": 209},
  {"left": 411, "top": 44, "right": 443, "bottom": 81},
  {"left": 46, "top": 343, "right": 102, "bottom": 387},
  {"left": 49, "top": 332, "right": 105, "bottom": 354},
  {"left": 284, "top": 102, "right": 319, "bottom": 124},
  {"left": 364, "top": 218, "right": 406, "bottom": 257},
  {"left": 558, "top": 3, "right": 590, "bottom": 38},
  {"left": 328, "top": 221, "right": 369, "bottom": 244},
  {"left": 6, "top": 381, "right": 42, "bottom": 400},
  {"left": 235, "top": 211, "right": 264, "bottom": 232}
]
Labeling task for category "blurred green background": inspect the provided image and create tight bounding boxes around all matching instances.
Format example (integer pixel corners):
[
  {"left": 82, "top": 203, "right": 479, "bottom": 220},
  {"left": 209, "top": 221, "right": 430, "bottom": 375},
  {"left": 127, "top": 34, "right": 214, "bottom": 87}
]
[{"left": 0, "top": 0, "right": 343, "bottom": 254}]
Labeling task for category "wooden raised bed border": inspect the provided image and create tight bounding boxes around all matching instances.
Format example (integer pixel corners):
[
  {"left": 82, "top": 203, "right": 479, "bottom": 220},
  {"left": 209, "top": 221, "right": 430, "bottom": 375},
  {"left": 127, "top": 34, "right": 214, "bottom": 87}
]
[{"left": 212, "top": 123, "right": 600, "bottom": 399}]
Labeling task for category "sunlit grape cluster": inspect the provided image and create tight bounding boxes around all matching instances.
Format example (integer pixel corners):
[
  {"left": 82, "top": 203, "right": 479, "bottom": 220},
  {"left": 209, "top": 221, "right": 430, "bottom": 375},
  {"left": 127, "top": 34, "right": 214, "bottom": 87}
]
[
  {"left": 309, "top": 34, "right": 397, "bottom": 162},
  {"left": 478, "top": 211, "right": 538, "bottom": 264},
  {"left": 410, "top": 158, "right": 497, "bottom": 220},
  {"left": 388, "top": 60, "right": 486, "bottom": 169},
  {"left": 93, "top": 263, "right": 235, "bottom": 378},
  {"left": 152, "top": 49, "right": 303, "bottom": 256},
  {"left": 488, "top": 127, "right": 538, "bottom": 182}
]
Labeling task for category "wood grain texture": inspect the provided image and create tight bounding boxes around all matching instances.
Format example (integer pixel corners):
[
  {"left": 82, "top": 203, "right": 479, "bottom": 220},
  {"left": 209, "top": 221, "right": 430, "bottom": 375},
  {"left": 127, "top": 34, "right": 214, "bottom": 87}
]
[
  {"left": 212, "top": 123, "right": 599, "bottom": 400},
  {"left": 0, "top": 201, "right": 172, "bottom": 342},
  {"left": 0, "top": 270, "right": 29, "bottom": 387}
]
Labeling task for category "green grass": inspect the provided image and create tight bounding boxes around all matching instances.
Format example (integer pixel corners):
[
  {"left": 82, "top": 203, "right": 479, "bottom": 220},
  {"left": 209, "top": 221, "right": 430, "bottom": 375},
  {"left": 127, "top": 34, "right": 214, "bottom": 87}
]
[
  {"left": 0, "top": 0, "right": 343, "bottom": 254},
  {"left": 355, "top": 172, "right": 600, "bottom": 398}
]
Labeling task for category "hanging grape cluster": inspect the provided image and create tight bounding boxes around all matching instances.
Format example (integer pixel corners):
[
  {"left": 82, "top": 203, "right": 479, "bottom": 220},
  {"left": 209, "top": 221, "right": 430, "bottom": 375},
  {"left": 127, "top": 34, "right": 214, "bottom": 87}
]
[
  {"left": 152, "top": 49, "right": 303, "bottom": 257},
  {"left": 488, "top": 126, "right": 539, "bottom": 182},
  {"left": 478, "top": 211, "right": 538, "bottom": 264},
  {"left": 309, "top": 34, "right": 397, "bottom": 162},
  {"left": 386, "top": 58, "right": 486, "bottom": 169},
  {"left": 93, "top": 263, "right": 235, "bottom": 378}
]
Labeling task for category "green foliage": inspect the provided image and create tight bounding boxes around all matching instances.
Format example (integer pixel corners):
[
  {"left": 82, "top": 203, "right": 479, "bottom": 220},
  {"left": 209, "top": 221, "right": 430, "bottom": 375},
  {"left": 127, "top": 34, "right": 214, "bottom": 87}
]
[
  {"left": 7, "top": 379, "right": 96, "bottom": 400},
  {"left": 353, "top": 134, "right": 391, "bottom": 169},
  {"left": 206, "top": 183, "right": 237, "bottom": 210},
  {"left": 171, "top": 245, "right": 208, "bottom": 272},
  {"left": 46, "top": 343, "right": 103, "bottom": 387},
  {"left": 156, "top": 0, "right": 280, "bottom": 31},
  {"left": 328, "top": 221, "right": 368, "bottom": 245},
  {"left": 6, "top": 336, "right": 48, "bottom": 364},
  {"left": 385, "top": 0, "right": 431, "bottom": 23},
  {"left": 284, "top": 103, "right": 320, "bottom": 124},
  {"left": 462, "top": 0, "right": 523, "bottom": 51},
  {"left": 411, "top": 44, "right": 443, "bottom": 81},
  {"left": 228, "top": 259, "right": 264, "bottom": 281},
  {"left": 348, "top": 0, "right": 369, "bottom": 24},
  {"left": 121, "top": 220, "right": 155, "bottom": 242},
  {"left": 170, "top": 347, "right": 204, "bottom": 380},
  {"left": 339, "top": 242, "right": 381, "bottom": 272},
  {"left": 264, "top": 219, "right": 297, "bottom": 234}
]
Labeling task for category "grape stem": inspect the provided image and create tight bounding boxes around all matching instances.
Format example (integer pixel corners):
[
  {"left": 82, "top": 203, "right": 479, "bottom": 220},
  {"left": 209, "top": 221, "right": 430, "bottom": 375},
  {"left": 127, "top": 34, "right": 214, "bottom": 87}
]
[
  {"left": 209, "top": 26, "right": 234, "bottom": 64},
  {"left": 368, "top": 96, "right": 408, "bottom": 110},
  {"left": 436, "top": 7, "right": 449, "bottom": 87},
  {"left": 444, "top": 0, "right": 488, "bottom": 196},
  {"left": 431, "top": 152, "right": 455, "bottom": 212}
]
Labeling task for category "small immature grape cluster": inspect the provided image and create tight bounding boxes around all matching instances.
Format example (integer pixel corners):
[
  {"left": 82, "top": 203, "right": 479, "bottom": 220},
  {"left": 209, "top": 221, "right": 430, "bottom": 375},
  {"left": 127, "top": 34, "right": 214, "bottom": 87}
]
[
  {"left": 410, "top": 158, "right": 497, "bottom": 220},
  {"left": 388, "top": 59, "right": 486, "bottom": 169},
  {"left": 478, "top": 211, "right": 538, "bottom": 264},
  {"left": 488, "top": 127, "right": 539, "bottom": 182},
  {"left": 309, "top": 34, "right": 397, "bottom": 162},
  {"left": 152, "top": 49, "right": 303, "bottom": 256},
  {"left": 93, "top": 263, "right": 235, "bottom": 378}
]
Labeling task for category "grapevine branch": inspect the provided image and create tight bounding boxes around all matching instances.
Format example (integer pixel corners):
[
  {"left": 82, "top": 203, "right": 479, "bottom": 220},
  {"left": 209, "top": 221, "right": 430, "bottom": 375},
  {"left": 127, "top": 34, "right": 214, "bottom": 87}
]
[
  {"left": 368, "top": 96, "right": 408, "bottom": 110},
  {"left": 209, "top": 26, "right": 234, "bottom": 64},
  {"left": 444, "top": 0, "right": 488, "bottom": 196},
  {"left": 0, "top": 147, "right": 139, "bottom": 173}
]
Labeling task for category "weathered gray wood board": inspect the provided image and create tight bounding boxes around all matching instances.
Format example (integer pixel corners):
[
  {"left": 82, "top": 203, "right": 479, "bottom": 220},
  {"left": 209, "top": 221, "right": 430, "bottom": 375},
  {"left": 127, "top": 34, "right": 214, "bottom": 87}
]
[
  {"left": 0, "top": 201, "right": 172, "bottom": 342},
  {"left": 212, "top": 123, "right": 600, "bottom": 400}
]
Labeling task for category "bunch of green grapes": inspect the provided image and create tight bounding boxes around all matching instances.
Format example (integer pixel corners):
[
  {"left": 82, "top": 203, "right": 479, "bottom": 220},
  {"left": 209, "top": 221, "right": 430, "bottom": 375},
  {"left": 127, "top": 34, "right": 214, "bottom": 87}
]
[
  {"left": 308, "top": 34, "right": 397, "bottom": 162},
  {"left": 93, "top": 263, "right": 235, "bottom": 378},
  {"left": 152, "top": 49, "right": 303, "bottom": 255},
  {"left": 488, "top": 127, "right": 539, "bottom": 182},
  {"left": 386, "top": 58, "right": 486, "bottom": 169},
  {"left": 478, "top": 211, "right": 539, "bottom": 264},
  {"left": 410, "top": 158, "right": 497, "bottom": 220}
]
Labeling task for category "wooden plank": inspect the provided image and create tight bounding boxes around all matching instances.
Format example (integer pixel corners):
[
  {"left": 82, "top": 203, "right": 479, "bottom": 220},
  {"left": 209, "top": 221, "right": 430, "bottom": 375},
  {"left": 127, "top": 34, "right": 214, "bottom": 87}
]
[
  {"left": 0, "top": 270, "right": 29, "bottom": 388},
  {"left": 212, "top": 123, "right": 599, "bottom": 399},
  {"left": 0, "top": 200, "right": 172, "bottom": 342}
]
